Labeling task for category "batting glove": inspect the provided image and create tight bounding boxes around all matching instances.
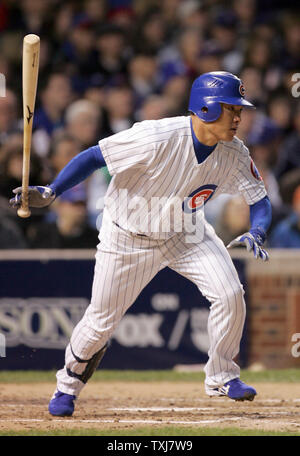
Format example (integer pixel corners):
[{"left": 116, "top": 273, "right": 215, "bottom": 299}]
[
  {"left": 10, "top": 186, "right": 56, "bottom": 209},
  {"left": 227, "top": 228, "right": 269, "bottom": 261}
]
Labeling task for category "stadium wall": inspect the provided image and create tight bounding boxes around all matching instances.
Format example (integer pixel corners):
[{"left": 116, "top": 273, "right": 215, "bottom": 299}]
[{"left": 0, "top": 249, "right": 299, "bottom": 370}]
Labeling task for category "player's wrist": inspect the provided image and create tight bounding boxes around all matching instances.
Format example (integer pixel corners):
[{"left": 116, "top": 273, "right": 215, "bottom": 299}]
[
  {"left": 249, "top": 227, "right": 266, "bottom": 245},
  {"left": 47, "top": 185, "right": 56, "bottom": 198}
]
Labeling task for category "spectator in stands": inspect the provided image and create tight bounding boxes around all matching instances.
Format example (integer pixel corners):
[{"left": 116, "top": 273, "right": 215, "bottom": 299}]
[
  {"left": 239, "top": 67, "right": 265, "bottom": 107},
  {"left": 197, "top": 43, "right": 223, "bottom": 75},
  {"left": 56, "top": 16, "right": 98, "bottom": 94},
  {"left": 269, "top": 185, "right": 300, "bottom": 248},
  {"left": 281, "top": 15, "right": 300, "bottom": 70},
  {"left": 247, "top": 116, "right": 283, "bottom": 215},
  {"left": 215, "top": 196, "right": 250, "bottom": 247},
  {"left": 33, "top": 73, "right": 73, "bottom": 157},
  {"left": 84, "top": 83, "right": 106, "bottom": 110},
  {"left": 63, "top": 102, "right": 107, "bottom": 226},
  {"left": 48, "top": 132, "right": 110, "bottom": 230},
  {"left": 82, "top": 0, "right": 107, "bottom": 29},
  {"left": 16, "top": 0, "right": 53, "bottom": 36},
  {"left": 210, "top": 10, "right": 242, "bottom": 74},
  {"left": 0, "top": 136, "right": 49, "bottom": 241},
  {"left": 267, "top": 94, "right": 293, "bottom": 135},
  {"left": 29, "top": 184, "right": 99, "bottom": 249},
  {"left": 137, "top": 94, "right": 173, "bottom": 121},
  {"left": 102, "top": 86, "right": 134, "bottom": 136},
  {"left": 52, "top": 3, "right": 75, "bottom": 44},
  {"left": 0, "top": 216, "right": 28, "bottom": 249},
  {"left": 49, "top": 134, "right": 81, "bottom": 177},
  {"left": 248, "top": 115, "right": 282, "bottom": 170},
  {"left": 159, "top": 27, "right": 203, "bottom": 86},
  {"left": 94, "top": 24, "right": 129, "bottom": 88},
  {"left": 243, "top": 36, "right": 282, "bottom": 94},
  {"left": 275, "top": 105, "right": 300, "bottom": 180},
  {"left": 232, "top": 0, "right": 257, "bottom": 38},
  {"left": 128, "top": 53, "right": 159, "bottom": 109},
  {"left": 107, "top": 5, "right": 136, "bottom": 34},
  {"left": 132, "top": 9, "right": 166, "bottom": 55},
  {"left": 161, "top": 74, "right": 190, "bottom": 116},
  {"left": 244, "top": 38, "right": 272, "bottom": 73},
  {"left": 160, "top": 0, "right": 182, "bottom": 41},
  {"left": 64, "top": 99, "right": 101, "bottom": 149},
  {"left": 177, "top": 0, "right": 210, "bottom": 33},
  {"left": 0, "top": 138, "right": 47, "bottom": 200}
]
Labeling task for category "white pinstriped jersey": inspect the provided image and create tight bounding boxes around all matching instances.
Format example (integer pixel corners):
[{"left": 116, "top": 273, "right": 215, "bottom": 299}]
[
  {"left": 58, "top": 118, "right": 257, "bottom": 397},
  {"left": 98, "top": 116, "right": 267, "bottom": 239}
]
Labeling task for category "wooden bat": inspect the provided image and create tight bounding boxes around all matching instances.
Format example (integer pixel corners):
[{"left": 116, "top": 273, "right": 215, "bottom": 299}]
[{"left": 17, "top": 34, "right": 40, "bottom": 218}]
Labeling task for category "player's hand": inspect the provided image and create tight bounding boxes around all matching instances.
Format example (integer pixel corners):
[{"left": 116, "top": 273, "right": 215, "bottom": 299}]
[
  {"left": 9, "top": 186, "right": 56, "bottom": 209},
  {"left": 227, "top": 229, "right": 269, "bottom": 261}
]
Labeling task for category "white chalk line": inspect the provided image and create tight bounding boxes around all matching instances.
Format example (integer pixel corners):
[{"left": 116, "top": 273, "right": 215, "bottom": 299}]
[
  {"left": 104, "top": 406, "right": 300, "bottom": 419},
  {"left": 0, "top": 417, "right": 240, "bottom": 425},
  {"left": 1, "top": 404, "right": 43, "bottom": 407},
  {"left": 108, "top": 407, "right": 213, "bottom": 412},
  {"left": 160, "top": 398, "right": 300, "bottom": 404}
]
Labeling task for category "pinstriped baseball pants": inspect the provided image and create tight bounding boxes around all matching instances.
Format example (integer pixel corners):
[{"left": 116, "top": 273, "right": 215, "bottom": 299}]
[{"left": 56, "top": 215, "right": 246, "bottom": 396}]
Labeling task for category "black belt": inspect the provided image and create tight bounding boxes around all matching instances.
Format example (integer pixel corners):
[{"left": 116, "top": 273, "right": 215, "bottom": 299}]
[{"left": 113, "top": 222, "right": 148, "bottom": 237}]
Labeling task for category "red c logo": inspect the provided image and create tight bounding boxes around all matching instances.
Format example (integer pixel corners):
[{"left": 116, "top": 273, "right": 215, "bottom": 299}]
[{"left": 239, "top": 83, "right": 245, "bottom": 97}]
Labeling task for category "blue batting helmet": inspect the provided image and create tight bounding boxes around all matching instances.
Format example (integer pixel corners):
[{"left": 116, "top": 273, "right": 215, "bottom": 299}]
[{"left": 188, "top": 71, "right": 255, "bottom": 122}]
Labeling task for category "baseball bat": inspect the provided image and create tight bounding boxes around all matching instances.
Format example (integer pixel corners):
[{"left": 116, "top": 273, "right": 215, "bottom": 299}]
[{"left": 17, "top": 34, "right": 40, "bottom": 218}]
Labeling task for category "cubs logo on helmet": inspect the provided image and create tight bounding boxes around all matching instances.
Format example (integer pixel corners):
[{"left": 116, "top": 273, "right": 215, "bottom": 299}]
[
  {"left": 183, "top": 184, "right": 217, "bottom": 213},
  {"left": 250, "top": 159, "right": 262, "bottom": 181},
  {"left": 239, "top": 83, "right": 245, "bottom": 97}
]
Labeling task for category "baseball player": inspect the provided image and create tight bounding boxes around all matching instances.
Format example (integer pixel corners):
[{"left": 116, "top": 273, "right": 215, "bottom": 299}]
[{"left": 11, "top": 72, "right": 272, "bottom": 416}]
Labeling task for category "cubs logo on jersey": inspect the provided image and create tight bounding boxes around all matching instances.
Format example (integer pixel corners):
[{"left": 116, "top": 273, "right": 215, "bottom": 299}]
[
  {"left": 183, "top": 184, "right": 217, "bottom": 213},
  {"left": 250, "top": 159, "right": 262, "bottom": 181}
]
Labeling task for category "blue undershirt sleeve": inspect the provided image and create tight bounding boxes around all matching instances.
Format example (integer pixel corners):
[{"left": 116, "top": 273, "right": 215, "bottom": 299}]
[
  {"left": 249, "top": 195, "right": 272, "bottom": 243},
  {"left": 49, "top": 145, "right": 106, "bottom": 197}
]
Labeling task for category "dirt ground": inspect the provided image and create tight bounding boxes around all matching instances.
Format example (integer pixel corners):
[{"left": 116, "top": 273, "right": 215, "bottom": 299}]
[{"left": 0, "top": 381, "right": 300, "bottom": 434}]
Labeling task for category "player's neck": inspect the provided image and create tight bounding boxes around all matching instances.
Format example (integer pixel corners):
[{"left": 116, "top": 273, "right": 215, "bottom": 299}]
[{"left": 191, "top": 115, "right": 218, "bottom": 147}]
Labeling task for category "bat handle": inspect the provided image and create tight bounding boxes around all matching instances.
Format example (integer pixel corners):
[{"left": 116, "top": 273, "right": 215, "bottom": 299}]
[{"left": 17, "top": 191, "right": 31, "bottom": 218}]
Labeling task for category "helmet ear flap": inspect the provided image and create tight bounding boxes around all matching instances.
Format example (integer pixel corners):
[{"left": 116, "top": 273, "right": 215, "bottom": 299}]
[{"left": 196, "top": 100, "right": 222, "bottom": 122}]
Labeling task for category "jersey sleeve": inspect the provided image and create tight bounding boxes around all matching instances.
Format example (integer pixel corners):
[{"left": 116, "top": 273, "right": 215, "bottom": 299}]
[
  {"left": 98, "top": 122, "right": 156, "bottom": 176},
  {"left": 228, "top": 144, "right": 267, "bottom": 205}
]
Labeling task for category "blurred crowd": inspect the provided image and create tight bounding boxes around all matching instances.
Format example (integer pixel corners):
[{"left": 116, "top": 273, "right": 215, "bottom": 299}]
[{"left": 0, "top": 0, "right": 299, "bottom": 249}]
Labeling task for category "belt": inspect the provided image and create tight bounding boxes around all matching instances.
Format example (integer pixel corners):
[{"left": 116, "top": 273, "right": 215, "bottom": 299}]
[{"left": 113, "top": 222, "right": 148, "bottom": 237}]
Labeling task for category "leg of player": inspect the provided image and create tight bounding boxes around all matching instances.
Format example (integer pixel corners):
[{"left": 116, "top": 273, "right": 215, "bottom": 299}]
[
  {"left": 48, "top": 220, "right": 165, "bottom": 416},
  {"left": 168, "top": 222, "right": 256, "bottom": 401}
]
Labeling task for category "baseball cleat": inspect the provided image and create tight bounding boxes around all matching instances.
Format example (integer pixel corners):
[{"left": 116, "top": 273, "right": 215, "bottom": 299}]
[
  {"left": 206, "top": 378, "right": 257, "bottom": 401},
  {"left": 48, "top": 390, "right": 76, "bottom": 416}
]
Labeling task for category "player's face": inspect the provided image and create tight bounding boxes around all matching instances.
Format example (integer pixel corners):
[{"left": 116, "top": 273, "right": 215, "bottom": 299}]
[{"left": 210, "top": 104, "right": 243, "bottom": 141}]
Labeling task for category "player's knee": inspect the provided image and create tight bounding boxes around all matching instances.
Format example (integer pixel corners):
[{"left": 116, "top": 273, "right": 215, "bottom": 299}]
[
  {"left": 218, "top": 282, "right": 245, "bottom": 306},
  {"left": 230, "top": 283, "right": 246, "bottom": 317},
  {"left": 231, "top": 282, "right": 245, "bottom": 305},
  {"left": 233, "top": 282, "right": 245, "bottom": 300}
]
